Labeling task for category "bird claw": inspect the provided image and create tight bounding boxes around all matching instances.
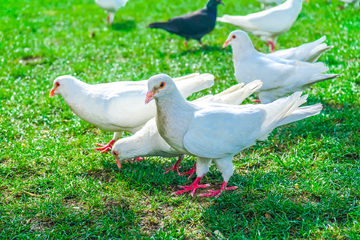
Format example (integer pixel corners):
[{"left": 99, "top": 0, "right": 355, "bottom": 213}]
[
  {"left": 95, "top": 140, "right": 116, "bottom": 153},
  {"left": 163, "top": 157, "right": 183, "bottom": 175},
  {"left": 179, "top": 163, "right": 196, "bottom": 179},
  {"left": 173, "top": 177, "right": 209, "bottom": 196}
]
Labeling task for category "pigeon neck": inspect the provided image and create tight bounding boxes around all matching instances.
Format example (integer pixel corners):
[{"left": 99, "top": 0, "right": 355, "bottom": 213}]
[
  {"left": 154, "top": 88, "right": 193, "bottom": 153},
  {"left": 231, "top": 40, "right": 258, "bottom": 62},
  {"left": 205, "top": 5, "right": 218, "bottom": 20},
  {"left": 59, "top": 80, "right": 91, "bottom": 116},
  {"left": 117, "top": 134, "right": 153, "bottom": 161}
]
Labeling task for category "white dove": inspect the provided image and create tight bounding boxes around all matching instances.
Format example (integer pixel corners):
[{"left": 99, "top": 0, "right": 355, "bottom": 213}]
[
  {"left": 49, "top": 73, "right": 214, "bottom": 153},
  {"left": 268, "top": 36, "right": 333, "bottom": 63},
  {"left": 111, "top": 80, "right": 263, "bottom": 178},
  {"left": 217, "top": 0, "right": 308, "bottom": 52},
  {"left": 223, "top": 30, "right": 338, "bottom": 104},
  {"left": 339, "top": 0, "right": 359, "bottom": 8},
  {"left": 95, "top": 0, "right": 128, "bottom": 25},
  {"left": 145, "top": 74, "right": 323, "bottom": 197}
]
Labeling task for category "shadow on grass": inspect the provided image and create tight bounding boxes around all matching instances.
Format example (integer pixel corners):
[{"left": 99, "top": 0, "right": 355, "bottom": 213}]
[{"left": 111, "top": 20, "right": 136, "bottom": 32}]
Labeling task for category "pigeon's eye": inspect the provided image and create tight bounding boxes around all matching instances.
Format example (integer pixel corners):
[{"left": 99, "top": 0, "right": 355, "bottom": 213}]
[
  {"left": 56, "top": 82, "right": 60, "bottom": 87},
  {"left": 232, "top": 35, "right": 236, "bottom": 39},
  {"left": 113, "top": 151, "right": 118, "bottom": 157},
  {"left": 159, "top": 81, "right": 166, "bottom": 89}
]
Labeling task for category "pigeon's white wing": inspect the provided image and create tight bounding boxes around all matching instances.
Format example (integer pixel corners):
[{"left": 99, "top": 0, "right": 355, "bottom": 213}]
[
  {"left": 241, "top": 8, "right": 295, "bottom": 33},
  {"left": 175, "top": 73, "right": 214, "bottom": 99},
  {"left": 183, "top": 106, "right": 265, "bottom": 159},
  {"left": 238, "top": 57, "right": 295, "bottom": 88},
  {"left": 239, "top": 56, "right": 329, "bottom": 90},
  {"left": 268, "top": 36, "right": 332, "bottom": 62},
  {"left": 218, "top": 7, "right": 294, "bottom": 34}
]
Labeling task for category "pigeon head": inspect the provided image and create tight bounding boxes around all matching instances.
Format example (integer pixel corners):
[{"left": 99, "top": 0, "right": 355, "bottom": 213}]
[
  {"left": 206, "top": 0, "right": 224, "bottom": 9},
  {"left": 145, "top": 74, "right": 176, "bottom": 104},
  {"left": 112, "top": 146, "right": 124, "bottom": 169},
  {"left": 49, "top": 75, "right": 78, "bottom": 98},
  {"left": 222, "top": 30, "right": 252, "bottom": 48}
]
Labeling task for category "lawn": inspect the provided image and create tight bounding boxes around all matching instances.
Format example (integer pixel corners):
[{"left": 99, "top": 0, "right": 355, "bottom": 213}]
[{"left": 1, "top": 0, "right": 360, "bottom": 238}]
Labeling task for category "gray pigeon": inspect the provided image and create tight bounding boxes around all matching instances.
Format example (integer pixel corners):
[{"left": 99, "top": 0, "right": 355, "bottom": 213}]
[{"left": 147, "top": 0, "right": 223, "bottom": 47}]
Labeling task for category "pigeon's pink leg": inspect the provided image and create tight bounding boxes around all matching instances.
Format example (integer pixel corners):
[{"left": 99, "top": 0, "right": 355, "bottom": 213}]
[
  {"left": 184, "top": 40, "right": 188, "bottom": 48},
  {"left": 95, "top": 140, "right": 116, "bottom": 153},
  {"left": 199, "top": 181, "right": 238, "bottom": 198},
  {"left": 268, "top": 41, "right": 275, "bottom": 52},
  {"left": 179, "top": 163, "right": 197, "bottom": 179},
  {"left": 173, "top": 177, "right": 210, "bottom": 196},
  {"left": 251, "top": 99, "right": 261, "bottom": 103},
  {"left": 164, "top": 156, "right": 183, "bottom": 175},
  {"left": 107, "top": 14, "right": 110, "bottom": 22}
]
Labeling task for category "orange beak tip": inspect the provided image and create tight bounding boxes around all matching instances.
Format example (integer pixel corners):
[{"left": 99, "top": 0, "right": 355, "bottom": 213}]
[
  {"left": 145, "top": 91, "right": 155, "bottom": 104},
  {"left": 49, "top": 88, "right": 56, "bottom": 98},
  {"left": 222, "top": 40, "right": 230, "bottom": 48},
  {"left": 116, "top": 159, "right": 121, "bottom": 169}
]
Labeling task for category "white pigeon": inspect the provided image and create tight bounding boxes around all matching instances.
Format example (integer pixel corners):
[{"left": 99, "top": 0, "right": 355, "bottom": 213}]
[
  {"left": 223, "top": 30, "right": 338, "bottom": 104},
  {"left": 49, "top": 73, "right": 214, "bottom": 152},
  {"left": 257, "top": 0, "right": 283, "bottom": 10},
  {"left": 95, "top": 0, "right": 128, "bottom": 25},
  {"left": 111, "top": 80, "right": 263, "bottom": 178},
  {"left": 145, "top": 74, "right": 323, "bottom": 197},
  {"left": 268, "top": 36, "right": 333, "bottom": 63},
  {"left": 339, "top": 0, "right": 359, "bottom": 8},
  {"left": 217, "top": 0, "right": 308, "bottom": 52}
]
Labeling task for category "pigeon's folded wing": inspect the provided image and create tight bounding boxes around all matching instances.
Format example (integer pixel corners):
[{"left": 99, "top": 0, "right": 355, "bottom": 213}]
[
  {"left": 245, "top": 9, "right": 294, "bottom": 32},
  {"left": 183, "top": 106, "right": 265, "bottom": 159},
  {"left": 165, "top": 11, "right": 214, "bottom": 36}
]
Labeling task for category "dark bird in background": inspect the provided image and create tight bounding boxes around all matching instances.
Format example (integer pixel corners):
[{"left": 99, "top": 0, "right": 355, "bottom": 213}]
[{"left": 147, "top": 0, "right": 223, "bottom": 47}]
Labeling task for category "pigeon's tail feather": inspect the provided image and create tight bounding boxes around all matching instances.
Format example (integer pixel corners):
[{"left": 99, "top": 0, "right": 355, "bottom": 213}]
[
  {"left": 175, "top": 73, "right": 214, "bottom": 99},
  {"left": 195, "top": 80, "right": 262, "bottom": 105},
  {"left": 217, "top": 15, "right": 250, "bottom": 28},
  {"left": 306, "top": 44, "right": 333, "bottom": 63},
  {"left": 301, "top": 36, "right": 333, "bottom": 62},
  {"left": 216, "top": 80, "right": 263, "bottom": 105},
  {"left": 277, "top": 104, "right": 323, "bottom": 126},
  {"left": 147, "top": 22, "right": 169, "bottom": 30},
  {"left": 258, "top": 92, "right": 321, "bottom": 140},
  {"left": 304, "top": 73, "right": 339, "bottom": 87}
]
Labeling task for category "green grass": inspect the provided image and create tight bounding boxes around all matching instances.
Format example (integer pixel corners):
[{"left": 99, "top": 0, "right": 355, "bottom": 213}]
[{"left": 1, "top": 0, "right": 360, "bottom": 238}]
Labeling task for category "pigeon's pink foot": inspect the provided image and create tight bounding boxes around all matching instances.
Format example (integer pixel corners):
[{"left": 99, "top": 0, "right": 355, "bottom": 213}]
[
  {"left": 164, "top": 157, "right": 183, "bottom": 175},
  {"left": 173, "top": 177, "right": 209, "bottom": 196},
  {"left": 179, "top": 163, "right": 197, "bottom": 179},
  {"left": 267, "top": 41, "right": 275, "bottom": 52},
  {"left": 251, "top": 98, "right": 261, "bottom": 103},
  {"left": 199, "top": 181, "right": 238, "bottom": 198},
  {"left": 95, "top": 140, "right": 116, "bottom": 153},
  {"left": 134, "top": 157, "right": 144, "bottom": 162}
]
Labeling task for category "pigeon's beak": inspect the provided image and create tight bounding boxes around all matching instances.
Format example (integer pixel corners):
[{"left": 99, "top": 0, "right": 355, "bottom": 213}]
[
  {"left": 145, "top": 90, "right": 157, "bottom": 104},
  {"left": 305, "top": 0, "right": 309, "bottom": 2},
  {"left": 116, "top": 158, "right": 121, "bottom": 169},
  {"left": 222, "top": 39, "right": 231, "bottom": 48},
  {"left": 49, "top": 87, "right": 57, "bottom": 98}
]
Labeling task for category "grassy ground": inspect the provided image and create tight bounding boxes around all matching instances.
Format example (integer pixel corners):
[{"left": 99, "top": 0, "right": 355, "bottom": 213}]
[{"left": 1, "top": 0, "right": 360, "bottom": 238}]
